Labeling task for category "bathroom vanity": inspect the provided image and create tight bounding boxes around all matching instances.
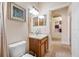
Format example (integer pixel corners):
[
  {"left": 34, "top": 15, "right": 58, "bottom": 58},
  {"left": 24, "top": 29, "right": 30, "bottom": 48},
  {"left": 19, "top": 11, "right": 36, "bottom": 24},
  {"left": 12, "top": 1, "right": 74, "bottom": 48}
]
[{"left": 29, "top": 34, "right": 48, "bottom": 57}]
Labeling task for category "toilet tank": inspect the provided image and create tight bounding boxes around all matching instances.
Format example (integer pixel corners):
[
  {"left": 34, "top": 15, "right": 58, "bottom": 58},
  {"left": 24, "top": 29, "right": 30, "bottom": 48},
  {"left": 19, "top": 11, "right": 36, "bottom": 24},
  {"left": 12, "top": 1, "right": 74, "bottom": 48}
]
[{"left": 8, "top": 41, "right": 26, "bottom": 57}]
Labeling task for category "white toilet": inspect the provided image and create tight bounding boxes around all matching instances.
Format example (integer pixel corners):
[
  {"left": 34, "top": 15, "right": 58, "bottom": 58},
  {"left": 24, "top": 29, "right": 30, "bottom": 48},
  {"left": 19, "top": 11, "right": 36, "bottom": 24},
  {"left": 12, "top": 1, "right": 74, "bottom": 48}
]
[{"left": 8, "top": 41, "right": 34, "bottom": 57}]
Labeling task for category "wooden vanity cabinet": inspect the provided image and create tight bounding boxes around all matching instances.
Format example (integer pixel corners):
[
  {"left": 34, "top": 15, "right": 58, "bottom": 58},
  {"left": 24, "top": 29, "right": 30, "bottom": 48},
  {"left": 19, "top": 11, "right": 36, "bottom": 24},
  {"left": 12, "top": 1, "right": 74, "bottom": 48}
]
[{"left": 29, "top": 36, "right": 48, "bottom": 57}]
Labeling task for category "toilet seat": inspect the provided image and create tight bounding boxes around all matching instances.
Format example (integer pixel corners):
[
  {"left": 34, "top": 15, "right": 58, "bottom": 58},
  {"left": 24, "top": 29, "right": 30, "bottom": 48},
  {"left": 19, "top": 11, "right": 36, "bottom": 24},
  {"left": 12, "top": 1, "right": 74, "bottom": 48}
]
[{"left": 22, "top": 54, "right": 34, "bottom": 57}]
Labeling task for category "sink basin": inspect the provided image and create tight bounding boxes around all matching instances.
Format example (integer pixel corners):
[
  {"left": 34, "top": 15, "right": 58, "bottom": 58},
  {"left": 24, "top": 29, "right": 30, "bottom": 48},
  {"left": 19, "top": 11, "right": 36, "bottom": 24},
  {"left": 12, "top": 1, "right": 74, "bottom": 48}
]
[{"left": 29, "top": 33, "right": 48, "bottom": 40}]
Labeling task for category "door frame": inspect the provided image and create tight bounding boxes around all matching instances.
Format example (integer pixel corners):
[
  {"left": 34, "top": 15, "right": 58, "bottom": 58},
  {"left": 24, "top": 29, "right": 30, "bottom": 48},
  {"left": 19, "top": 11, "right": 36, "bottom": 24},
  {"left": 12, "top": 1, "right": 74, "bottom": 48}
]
[{"left": 49, "top": 4, "right": 71, "bottom": 46}]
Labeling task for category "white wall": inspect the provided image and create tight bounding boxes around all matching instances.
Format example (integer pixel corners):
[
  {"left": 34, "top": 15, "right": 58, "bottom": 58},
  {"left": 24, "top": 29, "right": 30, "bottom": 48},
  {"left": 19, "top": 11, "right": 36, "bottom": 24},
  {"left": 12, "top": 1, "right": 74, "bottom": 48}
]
[
  {"left": 4, "top": 2, "right": 38, "bottom": 51},
  {"left": 71, "top": 2, "right": 79, "bottom": 57}
]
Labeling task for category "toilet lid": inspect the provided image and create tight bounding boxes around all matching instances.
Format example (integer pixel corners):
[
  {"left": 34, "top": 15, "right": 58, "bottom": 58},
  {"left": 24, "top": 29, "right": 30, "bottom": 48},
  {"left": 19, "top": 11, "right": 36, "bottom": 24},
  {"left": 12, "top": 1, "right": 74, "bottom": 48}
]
[{"left": 22, "top": 54, "right": 34, "bottom": 57}]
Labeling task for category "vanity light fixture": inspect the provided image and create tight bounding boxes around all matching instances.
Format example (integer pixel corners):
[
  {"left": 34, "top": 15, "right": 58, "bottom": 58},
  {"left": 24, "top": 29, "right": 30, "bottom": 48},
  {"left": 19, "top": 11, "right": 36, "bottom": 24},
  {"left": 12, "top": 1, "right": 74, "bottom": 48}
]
[{"left": 29, "top": 8, "right": 39, "bottom": 16}]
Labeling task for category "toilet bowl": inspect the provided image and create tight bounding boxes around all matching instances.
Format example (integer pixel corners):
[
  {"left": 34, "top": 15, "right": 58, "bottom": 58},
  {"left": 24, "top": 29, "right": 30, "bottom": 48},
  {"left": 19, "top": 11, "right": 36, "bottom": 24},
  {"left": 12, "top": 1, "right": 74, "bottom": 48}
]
[{"left": 8, "top": 41, "right": 34, "bottom": 57}]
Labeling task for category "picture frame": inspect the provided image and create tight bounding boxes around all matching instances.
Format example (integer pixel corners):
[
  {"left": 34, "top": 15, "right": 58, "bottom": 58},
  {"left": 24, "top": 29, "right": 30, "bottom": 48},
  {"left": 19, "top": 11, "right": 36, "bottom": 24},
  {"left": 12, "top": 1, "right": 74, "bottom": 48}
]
[{"left": 8, "top": 2, "right": 26, "bottom": 22}]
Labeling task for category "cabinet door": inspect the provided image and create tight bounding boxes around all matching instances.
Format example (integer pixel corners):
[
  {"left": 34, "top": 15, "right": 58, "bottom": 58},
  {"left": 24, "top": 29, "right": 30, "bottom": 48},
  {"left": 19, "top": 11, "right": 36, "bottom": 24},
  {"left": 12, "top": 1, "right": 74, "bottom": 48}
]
[
  {"left": 41, "top": 44, "right": 45, "bottom": 56},
  {"left": 45, "top": 40, "right": 48, "bottom": 52}
]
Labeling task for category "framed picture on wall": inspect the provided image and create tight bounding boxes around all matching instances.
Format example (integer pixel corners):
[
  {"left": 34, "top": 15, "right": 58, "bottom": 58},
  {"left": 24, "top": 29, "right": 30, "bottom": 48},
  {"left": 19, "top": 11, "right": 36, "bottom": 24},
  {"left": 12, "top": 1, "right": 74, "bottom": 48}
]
[
  {"left": 54, "top": 17, "right": 62, "bottom": 33},
  {"left": 8, "top": 2, "right": 26, "bottom": 22}
]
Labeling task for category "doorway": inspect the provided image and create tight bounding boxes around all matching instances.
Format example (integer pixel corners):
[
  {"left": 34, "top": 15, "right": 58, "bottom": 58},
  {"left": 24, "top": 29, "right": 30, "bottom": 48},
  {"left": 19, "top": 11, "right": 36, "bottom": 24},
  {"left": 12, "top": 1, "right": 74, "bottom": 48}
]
[
  {"left": 49, "top": 6, "right": 71, "bottom": 57},
  {"left": 51, "top": 13, "right": 62, "bottom": 41}
]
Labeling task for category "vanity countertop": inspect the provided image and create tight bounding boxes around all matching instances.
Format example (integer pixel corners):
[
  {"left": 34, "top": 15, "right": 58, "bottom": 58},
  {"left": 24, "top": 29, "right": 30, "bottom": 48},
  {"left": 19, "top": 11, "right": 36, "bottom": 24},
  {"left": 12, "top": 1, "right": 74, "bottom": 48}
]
[{"left": 29, "top": 33, "right": 48, "bottom": 40}]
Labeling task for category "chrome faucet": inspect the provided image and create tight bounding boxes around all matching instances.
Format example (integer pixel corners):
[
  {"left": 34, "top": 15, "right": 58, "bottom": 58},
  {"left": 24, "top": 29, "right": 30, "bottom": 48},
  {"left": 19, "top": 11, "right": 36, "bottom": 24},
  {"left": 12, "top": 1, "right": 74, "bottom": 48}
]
[{"left": 35, "top": 29, "right": 41, "bottom": 35}]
